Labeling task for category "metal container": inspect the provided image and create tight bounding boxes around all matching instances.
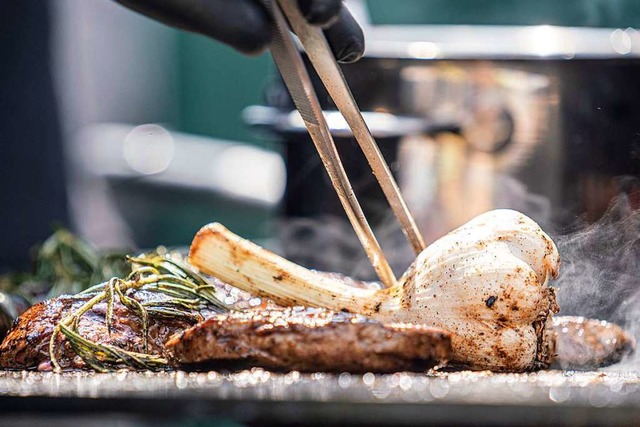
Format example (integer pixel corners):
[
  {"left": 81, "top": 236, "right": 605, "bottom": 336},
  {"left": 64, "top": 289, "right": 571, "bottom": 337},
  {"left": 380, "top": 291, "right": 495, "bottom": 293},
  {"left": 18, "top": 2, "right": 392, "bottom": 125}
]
[{"left": 248, "top": 25, "right": 640, "bottom": 247}]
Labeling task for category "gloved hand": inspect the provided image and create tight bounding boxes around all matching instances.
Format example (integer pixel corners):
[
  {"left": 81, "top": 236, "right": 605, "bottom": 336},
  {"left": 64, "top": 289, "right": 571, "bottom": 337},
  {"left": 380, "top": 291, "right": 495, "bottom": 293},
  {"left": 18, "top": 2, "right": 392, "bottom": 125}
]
[{"left": 114, "top": 0, "right": 364, "bottom": 63}]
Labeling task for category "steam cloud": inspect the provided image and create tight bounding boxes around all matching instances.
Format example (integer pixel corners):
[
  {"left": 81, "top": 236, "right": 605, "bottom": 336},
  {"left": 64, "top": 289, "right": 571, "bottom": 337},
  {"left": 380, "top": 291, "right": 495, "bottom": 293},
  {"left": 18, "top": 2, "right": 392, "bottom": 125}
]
[
  {"left": 554, "top": 194, "right": 640, "bottom": 323},
  {"left": 553, "top": 187, "right": 640, "bottom": 370},
  {"left": 278, "top": 213, "right": 413, "bottom": 283}
]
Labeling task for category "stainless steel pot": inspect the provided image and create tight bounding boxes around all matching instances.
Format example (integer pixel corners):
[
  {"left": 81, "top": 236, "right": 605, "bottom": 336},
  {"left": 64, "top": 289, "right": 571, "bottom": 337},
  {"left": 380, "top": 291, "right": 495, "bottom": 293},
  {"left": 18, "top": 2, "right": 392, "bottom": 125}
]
[{"left": 247, "top": 24, "right": 640, "bottom": 245}]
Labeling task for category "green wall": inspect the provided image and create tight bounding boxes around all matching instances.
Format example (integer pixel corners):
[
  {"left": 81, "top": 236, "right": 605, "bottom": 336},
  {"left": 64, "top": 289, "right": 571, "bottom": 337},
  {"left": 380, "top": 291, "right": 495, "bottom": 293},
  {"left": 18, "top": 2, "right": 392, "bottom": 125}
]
[
  {"left": 175, "top": 33, "right": 273, "bottom": 144},
  {"left": 367, "top": 0, "right": 640, "bottom": 27}
]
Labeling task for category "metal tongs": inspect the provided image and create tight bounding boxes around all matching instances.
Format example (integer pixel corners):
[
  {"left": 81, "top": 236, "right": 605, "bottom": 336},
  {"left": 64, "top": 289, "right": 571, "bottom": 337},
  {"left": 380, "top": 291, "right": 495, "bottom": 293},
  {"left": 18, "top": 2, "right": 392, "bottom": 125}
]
[{"left": 265, "top": 0, "right": 425, "bottom": 288}]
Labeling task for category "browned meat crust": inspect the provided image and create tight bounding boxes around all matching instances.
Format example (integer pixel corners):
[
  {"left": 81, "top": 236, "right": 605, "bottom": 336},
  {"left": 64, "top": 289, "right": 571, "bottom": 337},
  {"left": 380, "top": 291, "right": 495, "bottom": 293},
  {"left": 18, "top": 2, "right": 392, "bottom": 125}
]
[
  {"left": 0, "top": 295, "right": 195, "bottom": 370},
  {"left": 166, "top": 307, "right": 452, "bottom": 373},
  {"left": 552, "top": 316, "right": 636, "bottom": 369}
]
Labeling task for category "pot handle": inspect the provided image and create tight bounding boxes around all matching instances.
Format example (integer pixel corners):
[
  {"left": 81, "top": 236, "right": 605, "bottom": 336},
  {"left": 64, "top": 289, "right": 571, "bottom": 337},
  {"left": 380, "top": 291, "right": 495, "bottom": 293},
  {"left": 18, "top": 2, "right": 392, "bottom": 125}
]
[{"left": 242, "top": 105, "right": 459, "bottom": 139}]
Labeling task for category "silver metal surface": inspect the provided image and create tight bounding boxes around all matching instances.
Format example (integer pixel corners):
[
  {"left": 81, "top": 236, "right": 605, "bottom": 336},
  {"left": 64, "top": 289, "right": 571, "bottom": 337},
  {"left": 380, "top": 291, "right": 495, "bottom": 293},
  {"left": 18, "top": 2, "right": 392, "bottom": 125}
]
[
  {"left": 242, "top": 106, "right": 433, "bottom": 138},
  {"left": 266, "top": 0, "right": 397, "bottom": 288},
  {"left": 364, "top": 25, "right": 640, "bottom": 60},
  {"left": 277, "top": 54, "right": 640, "bottom": 247},
  {"left": 1, "top": 370, "right": 640, "bottom": 425}
]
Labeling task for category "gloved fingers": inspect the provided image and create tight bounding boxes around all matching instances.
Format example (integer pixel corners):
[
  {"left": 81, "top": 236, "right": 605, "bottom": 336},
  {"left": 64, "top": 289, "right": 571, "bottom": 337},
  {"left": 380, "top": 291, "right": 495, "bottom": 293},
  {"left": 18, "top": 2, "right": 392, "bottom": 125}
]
[
  {"left": 114, "top": 0, "right": 364, "bottom": 60},
  {"left": 296, "top": 0, "right": 342, "bottom": 26},
  {"left": 199, "top": 0, "right": 273, "bottom": 54},
  {"left": 323, "top": 5, "right": 365, "bottom": 63},
  {"left": 115, "top": 0, "right": 272, "bottom": 55},
  {"left": 253, "top": 0, "right": 364, "bottom": 62}
]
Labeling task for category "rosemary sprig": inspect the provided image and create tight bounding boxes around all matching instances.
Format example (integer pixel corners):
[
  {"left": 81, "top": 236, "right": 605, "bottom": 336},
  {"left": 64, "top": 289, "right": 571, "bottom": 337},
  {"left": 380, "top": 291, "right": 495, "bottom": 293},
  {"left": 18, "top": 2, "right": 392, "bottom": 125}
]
[
  {"left": 0, "top": 228, "right": 131, "bottom": 305},
  {"left": 48, "top": 252, "right": 230, "bottom": 372}
]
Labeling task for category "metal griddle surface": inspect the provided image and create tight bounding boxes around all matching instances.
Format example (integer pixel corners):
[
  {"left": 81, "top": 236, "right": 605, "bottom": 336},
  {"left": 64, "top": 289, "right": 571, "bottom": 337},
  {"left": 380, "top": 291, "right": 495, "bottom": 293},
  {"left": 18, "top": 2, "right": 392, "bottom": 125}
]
[{"left": 0, "top": 369, "right": 639, "bottom": 425}]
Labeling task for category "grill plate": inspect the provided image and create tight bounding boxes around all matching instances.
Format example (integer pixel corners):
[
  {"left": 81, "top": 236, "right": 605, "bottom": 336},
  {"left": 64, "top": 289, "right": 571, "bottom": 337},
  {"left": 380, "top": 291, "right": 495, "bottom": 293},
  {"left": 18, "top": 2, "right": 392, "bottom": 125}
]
[{"left": 0, "top": 370, "right": 639, "bottom": 425}]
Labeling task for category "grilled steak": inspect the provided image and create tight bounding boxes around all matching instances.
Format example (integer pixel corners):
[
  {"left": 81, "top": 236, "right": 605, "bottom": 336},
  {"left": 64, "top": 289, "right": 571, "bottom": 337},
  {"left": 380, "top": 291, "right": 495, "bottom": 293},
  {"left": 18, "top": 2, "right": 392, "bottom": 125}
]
[
  {"left": 552, "top": 316, "right": 635, "bottom": 369},
  {"left": 166, "top": 307, "right": 452, "bottom": 372},
  {"left": 0, "top": 295, "right": 196, "bottom": 370},
  {"left": 1, "top": 295, "right": 631, "bottom": 373}
]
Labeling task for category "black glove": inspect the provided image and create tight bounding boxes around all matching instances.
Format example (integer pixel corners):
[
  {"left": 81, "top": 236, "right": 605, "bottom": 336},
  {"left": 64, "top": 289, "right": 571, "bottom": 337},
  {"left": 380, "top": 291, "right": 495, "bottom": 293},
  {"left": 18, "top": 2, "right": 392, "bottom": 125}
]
[{"left": 113, "top": 0, "right": 364, "bottom": 63}]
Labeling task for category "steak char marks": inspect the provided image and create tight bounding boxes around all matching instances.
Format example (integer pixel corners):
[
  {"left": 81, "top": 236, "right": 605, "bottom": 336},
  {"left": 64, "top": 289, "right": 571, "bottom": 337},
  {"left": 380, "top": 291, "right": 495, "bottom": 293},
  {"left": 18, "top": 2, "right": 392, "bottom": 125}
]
[{"left": 166, "top": 307, "right": 452, "bottom": 372}]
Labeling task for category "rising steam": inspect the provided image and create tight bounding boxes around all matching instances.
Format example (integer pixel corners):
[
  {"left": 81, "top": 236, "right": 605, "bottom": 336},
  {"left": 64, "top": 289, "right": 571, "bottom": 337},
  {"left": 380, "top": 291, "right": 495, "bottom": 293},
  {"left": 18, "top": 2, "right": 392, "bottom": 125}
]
[
  {"left": 277, "top": 213, "right": 413, "bottom": 283},
  {"left": 554, "top": 193, "right": 640, "bottom": 323},
  {"left": 552, "top": 186, "right": 640, "bottom": 370}
]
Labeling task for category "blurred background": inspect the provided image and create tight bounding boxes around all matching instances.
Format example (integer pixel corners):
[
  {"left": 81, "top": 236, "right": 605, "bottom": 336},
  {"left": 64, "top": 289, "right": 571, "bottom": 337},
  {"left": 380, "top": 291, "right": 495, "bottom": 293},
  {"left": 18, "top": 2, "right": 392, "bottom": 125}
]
[
  {"left": 3, "top": 0, "right": 640, "bottom": 278},
  {"left": 3, "top": 4, "right": 640, "bottom": 426}
]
